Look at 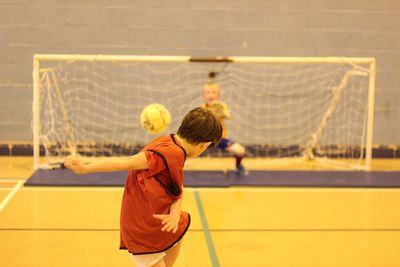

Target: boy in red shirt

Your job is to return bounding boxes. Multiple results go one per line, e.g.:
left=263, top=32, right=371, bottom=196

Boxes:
left=65, top=107, right=222, bottom=267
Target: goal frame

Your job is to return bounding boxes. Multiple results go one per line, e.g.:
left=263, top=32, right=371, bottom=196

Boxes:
left=33, top=54, right=376, bottom=171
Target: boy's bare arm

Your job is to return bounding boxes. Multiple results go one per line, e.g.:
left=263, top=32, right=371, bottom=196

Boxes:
left=153, top=191, right=183, bottom=233
left=169, top=193, right=183, bottom=217
left=65, top=152, right=148, bottom=174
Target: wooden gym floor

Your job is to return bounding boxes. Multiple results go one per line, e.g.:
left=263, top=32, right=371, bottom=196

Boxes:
left=1, top=157, right=400, bottom=267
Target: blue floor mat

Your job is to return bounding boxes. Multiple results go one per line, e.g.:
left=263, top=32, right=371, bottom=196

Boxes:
left=25, top=169, right=400, bottom=188
left=25, top=169, right=229, bottom=187
left=228, top=170, right=400, bottom=188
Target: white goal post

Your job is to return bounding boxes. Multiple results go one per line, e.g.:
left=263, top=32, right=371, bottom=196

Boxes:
left=33, top=54, right=375, bottom=171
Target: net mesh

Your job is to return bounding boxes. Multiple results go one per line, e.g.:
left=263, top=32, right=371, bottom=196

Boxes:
left=35, top=56, right=373, bottom=170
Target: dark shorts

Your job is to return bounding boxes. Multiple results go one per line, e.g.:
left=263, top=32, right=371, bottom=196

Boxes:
left=218, top=138, right=234, bottom=150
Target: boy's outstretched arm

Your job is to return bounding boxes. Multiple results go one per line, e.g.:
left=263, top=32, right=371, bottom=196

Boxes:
left=64, top=152, right=148, bottom=174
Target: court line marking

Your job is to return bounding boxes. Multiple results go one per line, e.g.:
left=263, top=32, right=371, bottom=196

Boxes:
left=202, top=228, right=400, bottom=232
left=0, top=180, right=25, bottom=191
left=16, top=186, right=400, bottom=193
left=1, top=227, right=400, bottom=232
left=187, top=187, right=400, bottom=193
left=20, top=186, right=123, bottom=191
left=194, top=191, right=220, bottom=267
left=0, top=227, right=205, bottom=232
left=0, top=179, right=25, bottom=183
left=0, top=179, right=29, bottom=181
left=0, top=180, right=24, bottom=213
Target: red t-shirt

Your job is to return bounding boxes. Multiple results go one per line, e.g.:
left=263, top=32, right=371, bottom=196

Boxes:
left=120, top=134, right=190, bottom=254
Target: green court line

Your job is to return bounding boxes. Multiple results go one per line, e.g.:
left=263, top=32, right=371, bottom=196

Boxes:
left=194, top=191, right=220, bottom=267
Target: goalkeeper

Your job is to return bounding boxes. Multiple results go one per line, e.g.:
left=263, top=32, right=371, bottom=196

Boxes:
left=201, top=77, right=248, bottom=175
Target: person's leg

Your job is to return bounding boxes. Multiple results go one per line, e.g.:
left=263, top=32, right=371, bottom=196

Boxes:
left=163, top=240, right=183, bottom=267
left=150, top=258, right=167, bottom=267
left=218, top=138, right=248, bottom=175
left=131, top=252, right=166, bottom=267
left=226, top=143, right=245, bottom=158
left=226, top=143, right=248, bottom=175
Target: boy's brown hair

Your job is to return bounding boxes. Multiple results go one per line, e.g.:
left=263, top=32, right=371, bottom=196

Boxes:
left=177, top=107, right=222, bottom=145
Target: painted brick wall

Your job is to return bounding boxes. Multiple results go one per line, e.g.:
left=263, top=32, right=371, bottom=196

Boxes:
left=0, top=0, right=399, bottom=143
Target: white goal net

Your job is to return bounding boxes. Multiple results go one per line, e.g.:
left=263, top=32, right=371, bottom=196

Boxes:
left=33, top=55, right=375, bottom=170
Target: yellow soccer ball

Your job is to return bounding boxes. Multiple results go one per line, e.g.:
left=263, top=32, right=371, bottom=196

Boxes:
left=140, top=103, right=171, bottom=134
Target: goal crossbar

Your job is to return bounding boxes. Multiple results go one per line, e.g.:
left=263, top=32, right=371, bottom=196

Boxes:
left=34, top=54, right=375, bottom=64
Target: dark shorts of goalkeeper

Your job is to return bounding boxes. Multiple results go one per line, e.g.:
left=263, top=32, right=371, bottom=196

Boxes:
left=218, top=138, right=234, bottom=150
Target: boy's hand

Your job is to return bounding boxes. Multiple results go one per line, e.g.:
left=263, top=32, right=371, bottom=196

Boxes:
left=153, top=213, right=180, bottom=233
left=64, top=156, right=86, bottom=174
